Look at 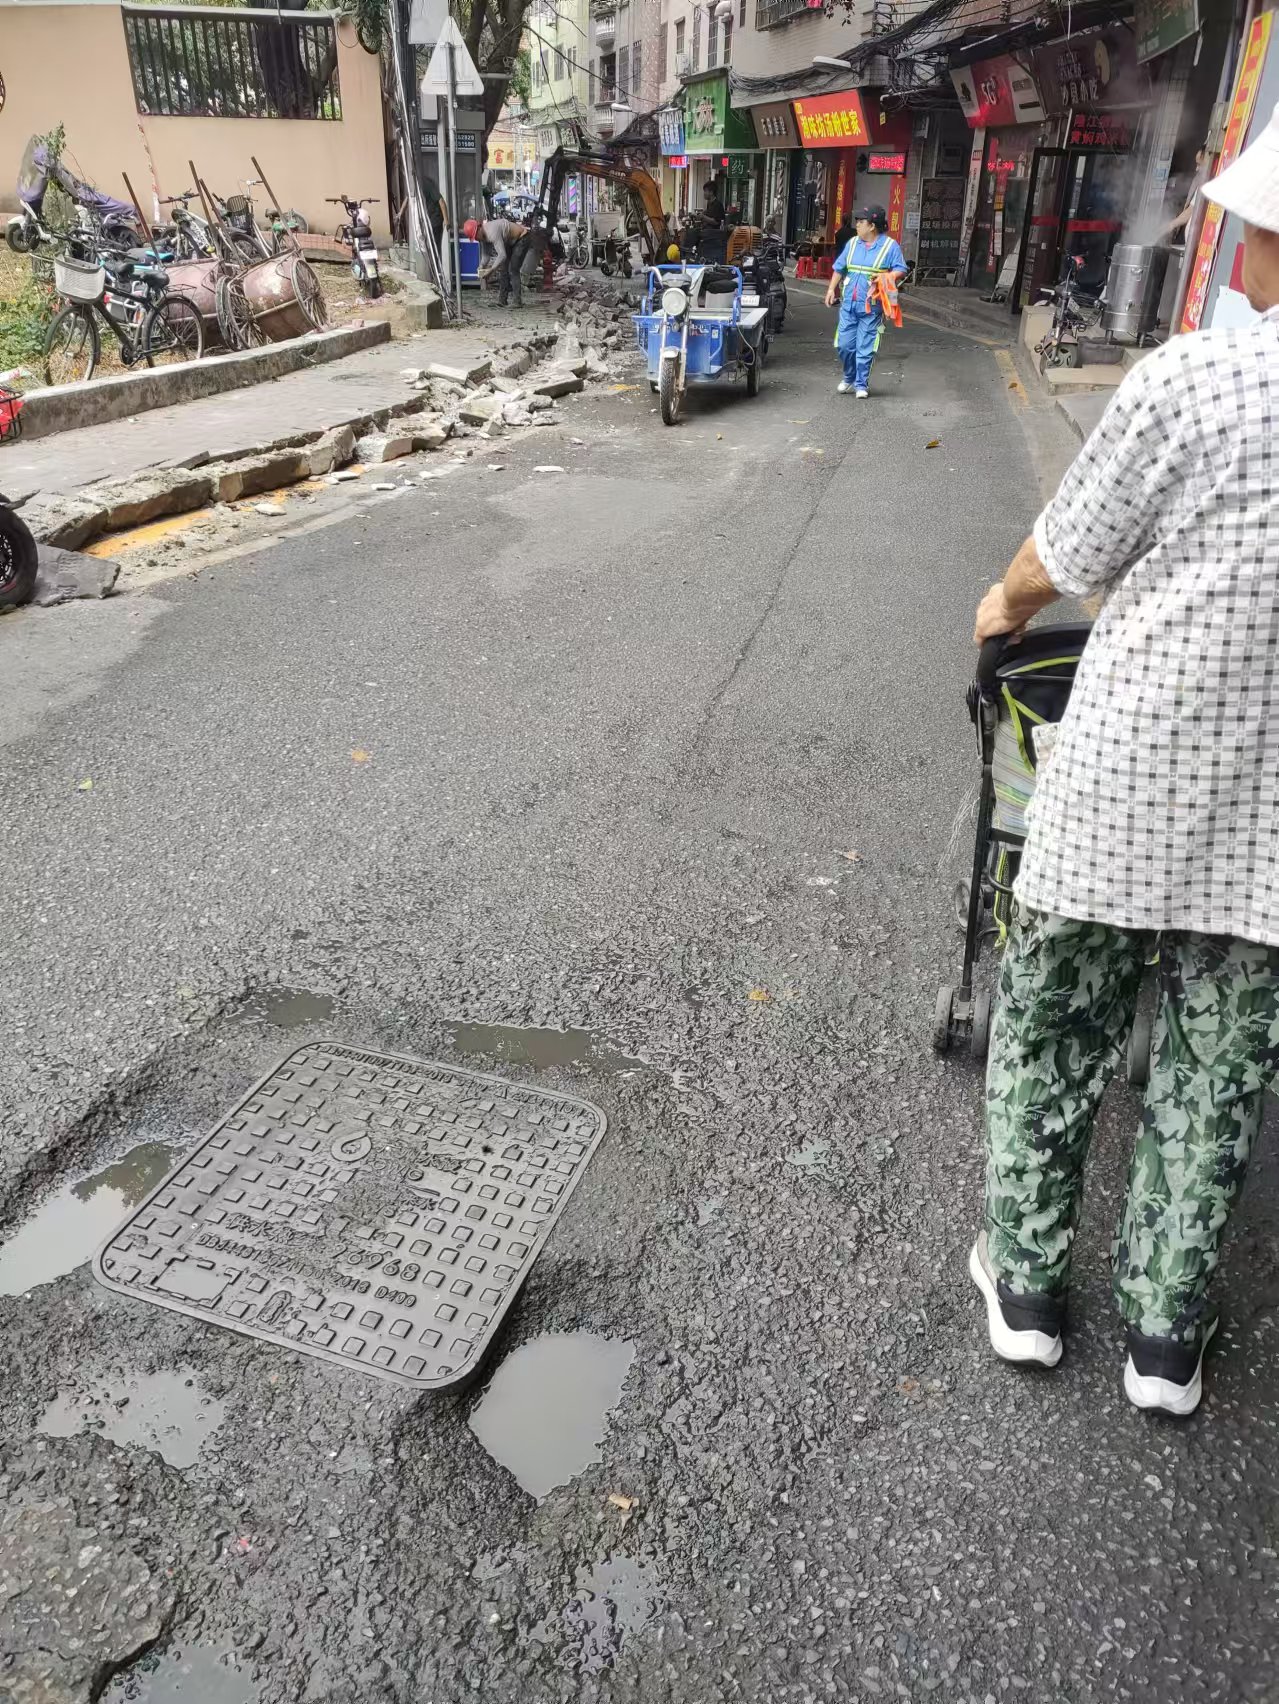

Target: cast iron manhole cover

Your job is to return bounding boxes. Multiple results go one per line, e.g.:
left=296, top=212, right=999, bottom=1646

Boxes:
left=93, top=1044, right=607, bottom=1390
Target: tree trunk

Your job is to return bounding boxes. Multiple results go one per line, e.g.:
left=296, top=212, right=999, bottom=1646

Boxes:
left=246, top=0, right=337, bottom=120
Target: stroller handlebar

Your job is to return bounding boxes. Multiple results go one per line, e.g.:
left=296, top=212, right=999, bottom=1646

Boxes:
left=976, top=635, right=1008, bottom=693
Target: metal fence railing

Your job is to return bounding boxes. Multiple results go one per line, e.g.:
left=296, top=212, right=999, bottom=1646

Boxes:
left=122, top=7, right=342, bottom=121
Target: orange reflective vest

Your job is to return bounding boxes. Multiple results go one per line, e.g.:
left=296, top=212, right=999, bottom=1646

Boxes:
left=871, top=270, right=902, bottom=327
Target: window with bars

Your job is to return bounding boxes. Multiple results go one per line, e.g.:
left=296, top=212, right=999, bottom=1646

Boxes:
left=618, top=45, right=629, bottom=96
left=722, top=18, right=732, bottom=60
left=674, top=17, right=685, bottom=55
left=691, top=10, right=701, bottom=68
left=122, top=7, right=341, bottom=120
left=707, top=20, right=718, bottom=67
left=739, top=0, right=746, bottom=24
left=631, top=40, right=641, bottom=93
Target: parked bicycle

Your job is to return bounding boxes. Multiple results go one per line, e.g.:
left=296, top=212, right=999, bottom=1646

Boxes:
left=43, top=242, right=204, bottom=385
left=246, top=178, right=309, bottom=255
left=1034, top=253, right=1107, bottom=369
left=328, top=195, right=381, bottom=298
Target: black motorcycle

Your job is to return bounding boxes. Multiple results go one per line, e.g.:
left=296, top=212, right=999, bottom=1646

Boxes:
left=739, top=240, right=788, bottom=335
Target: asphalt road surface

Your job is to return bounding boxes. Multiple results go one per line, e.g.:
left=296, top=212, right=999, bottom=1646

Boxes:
left=3, top=288, right=1279, bottom=1704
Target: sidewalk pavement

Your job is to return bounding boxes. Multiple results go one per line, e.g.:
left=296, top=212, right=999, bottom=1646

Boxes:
left=2, top=322, right=528, bottom=501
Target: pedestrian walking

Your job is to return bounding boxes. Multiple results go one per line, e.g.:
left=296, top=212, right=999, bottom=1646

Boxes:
left=823, top=205, right=906, bottom=397
left=968, top=104, right=1279, bottom=1418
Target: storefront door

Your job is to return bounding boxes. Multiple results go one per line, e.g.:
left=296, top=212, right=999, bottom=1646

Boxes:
left=1015, top=147, right=1069, bottom=305
left=1012, top=144, right=1128, bottom=307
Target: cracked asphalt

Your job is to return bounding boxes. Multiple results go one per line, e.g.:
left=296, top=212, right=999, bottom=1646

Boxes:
left=3, top=287, right=1279, bottom=1703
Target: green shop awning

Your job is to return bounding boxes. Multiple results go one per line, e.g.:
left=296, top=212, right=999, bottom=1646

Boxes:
left=681, top=72, right=757, bottom=157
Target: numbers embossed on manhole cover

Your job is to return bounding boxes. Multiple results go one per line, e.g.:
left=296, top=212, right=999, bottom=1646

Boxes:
left=94, top=1045, right=607, bottom=1389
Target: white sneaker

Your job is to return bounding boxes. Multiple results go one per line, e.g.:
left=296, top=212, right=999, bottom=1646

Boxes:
left=969, top=1233, right=1063, bottom=1367
left=855, top=388, right=869, bottom=399
left=1123, top=1316, right=1218, bottom=1417
left=837, top=380, right=852, bottom=394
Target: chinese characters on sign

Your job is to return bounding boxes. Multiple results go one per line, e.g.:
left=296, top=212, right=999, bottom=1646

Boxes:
left=658, top=106, right=685, bottom=155
left=1182, top=11, right=1273, bottom=330
left=918, top=177, right=966, bottom=269
left=753, top=101, right=799, bottom=148
left=793, top=91, right=868, bottom=148
left=867, top=151, right=906, bottom=174
left=1135, top=0, right=1199, bottom=64
left=1068, top=112, right=1133, bottom=148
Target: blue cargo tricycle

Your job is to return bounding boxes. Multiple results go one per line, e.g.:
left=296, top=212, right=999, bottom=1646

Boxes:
left=633, top=264, right=768, bottom=426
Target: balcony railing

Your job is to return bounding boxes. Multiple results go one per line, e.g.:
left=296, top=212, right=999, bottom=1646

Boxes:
left=595, top=11, right=616, bottom=43
left=756, top=0, right=823, bottom=28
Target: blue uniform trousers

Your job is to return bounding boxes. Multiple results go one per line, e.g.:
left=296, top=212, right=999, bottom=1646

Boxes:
left=836, top=303, right=884, bottom=389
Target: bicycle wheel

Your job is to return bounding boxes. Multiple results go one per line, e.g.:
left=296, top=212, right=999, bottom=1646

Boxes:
left=215, top=273, right=262, bottom=351
left=44, top=304, right=100, bottom=385
left=292, top=258, right=327, bottom=330
left=142, top=293, right=205, bottom=367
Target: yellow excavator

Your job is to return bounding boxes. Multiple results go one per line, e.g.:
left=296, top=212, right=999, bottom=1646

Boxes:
left=536, top=147, right=673, bottom=267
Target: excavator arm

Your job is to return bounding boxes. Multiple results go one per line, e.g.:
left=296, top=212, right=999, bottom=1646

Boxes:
left=537, top=148, right=671, bottom=264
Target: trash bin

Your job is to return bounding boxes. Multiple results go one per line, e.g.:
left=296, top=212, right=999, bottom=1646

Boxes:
left=1102, top=243, right=1171, bottom=342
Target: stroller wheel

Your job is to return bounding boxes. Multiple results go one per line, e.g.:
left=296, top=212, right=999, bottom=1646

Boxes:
left=970, top=988, right=992, bottom=1061
left=953, top=879, right=970, bottom=931
left=933, top=985, right=956, bottom=1054
left=1126, top=1010, right=1153, bottom=1088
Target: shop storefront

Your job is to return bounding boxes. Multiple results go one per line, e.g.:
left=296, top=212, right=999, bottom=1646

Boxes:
left=657, top=105, right=688, bottom=220
left=950, top=27, right=1155, bottom=303
left=681, top=70, right=757, bottom=217
left=791, top=89, right=913, bottom=254
left=749, top=99, right=801, bottom=238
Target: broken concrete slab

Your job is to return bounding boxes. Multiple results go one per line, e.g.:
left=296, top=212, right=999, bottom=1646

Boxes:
left=32, top=543, right=119, bottom=606
left=458, top=394, right=503, bottom=426
left=19, top=494, right=109, bottom=551
left=532, top=371, right=585, bottom=399
left=307, top=422, right=357, bottom=477
left=80, top=469, right=213, bottom=533
left=354, top=431, right=415, bottom=464
left=207, top=450, right=310, bottom=504
left=527, top=394, right=555, bottom=413
left=494, top=349, right=533, bottom=379
left=401, top=415, right=452, bottom=451
left=426, top=356, right=492, bottom=387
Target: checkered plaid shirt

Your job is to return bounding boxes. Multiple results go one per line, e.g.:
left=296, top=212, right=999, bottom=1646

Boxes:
left=1017, top=307, right=1279, bottom=945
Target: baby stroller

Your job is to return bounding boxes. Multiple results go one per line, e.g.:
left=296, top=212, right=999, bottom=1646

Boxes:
left=934, top=623, right=1153, bottom=1084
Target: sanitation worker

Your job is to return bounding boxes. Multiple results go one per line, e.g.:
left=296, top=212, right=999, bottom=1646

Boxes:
left=824, top=204, right=906, bottom=397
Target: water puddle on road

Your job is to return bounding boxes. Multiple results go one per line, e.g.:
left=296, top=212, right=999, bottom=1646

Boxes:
left=0, top=1142, right=176, bottom=1297
left=39, top=1370, right=227, bottom=1469
left=237, top=986, right=334, bottom=1028
left=104, top=1646, right=257, bottom=1703
left=447, top=1021, right=641, bottom=1074
left=538, top=1554, right=664, bottom=1674
left=469, top=1332, right=635, bottom=1499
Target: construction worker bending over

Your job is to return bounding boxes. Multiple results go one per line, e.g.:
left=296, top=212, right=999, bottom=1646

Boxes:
left=824, top=204, right=906, bottom=398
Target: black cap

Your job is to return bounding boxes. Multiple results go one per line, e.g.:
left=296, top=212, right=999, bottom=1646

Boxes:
left=853, top=204, right=888, bottom=229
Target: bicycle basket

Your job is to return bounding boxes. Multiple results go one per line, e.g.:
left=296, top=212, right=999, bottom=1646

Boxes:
left=224, top=195, right=250, bottom=217
left=54, top=255, right=106, bottom=303
left=0, top=385, right=24, bottom=445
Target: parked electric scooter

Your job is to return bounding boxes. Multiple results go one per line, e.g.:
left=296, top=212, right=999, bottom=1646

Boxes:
left=329, top=196, right=382, bottom=299
left=0, top=386, right=39, bottom=612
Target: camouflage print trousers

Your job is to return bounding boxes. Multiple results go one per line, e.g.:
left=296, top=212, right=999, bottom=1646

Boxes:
left=985, top=909, right=1279, bottom=1344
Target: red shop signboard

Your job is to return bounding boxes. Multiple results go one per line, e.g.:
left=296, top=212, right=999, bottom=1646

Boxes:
left=793, top=90, right=870, bottom=148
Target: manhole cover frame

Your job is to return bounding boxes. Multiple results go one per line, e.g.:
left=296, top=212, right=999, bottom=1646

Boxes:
left=93, top=1043, right=608, bottom=1391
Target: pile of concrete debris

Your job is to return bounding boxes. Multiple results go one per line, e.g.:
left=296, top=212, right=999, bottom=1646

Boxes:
left=555, top=279, right=638, bottom=360
left=22, top=327, right=608, bottom=557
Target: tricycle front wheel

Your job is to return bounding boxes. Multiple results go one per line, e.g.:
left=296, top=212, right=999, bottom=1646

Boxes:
left=659, top=359, right=680, bottom=426
left=746, top=349, right=762, bottom=397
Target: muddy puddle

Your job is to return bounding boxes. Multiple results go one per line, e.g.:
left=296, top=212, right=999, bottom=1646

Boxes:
left=447, top=1021, right=641, bottom=1074
left=237, top=987, right=334, bottom=1028
left=540, top=1554, right=664, bottom=1674
left=104, top=1646, right=256, bottom=1702
left=0, top=1142, right=176, bottom=1297
left=469, top=1331, right=635, bottom=1498
left=39, top=1369, right=227, bottom=1469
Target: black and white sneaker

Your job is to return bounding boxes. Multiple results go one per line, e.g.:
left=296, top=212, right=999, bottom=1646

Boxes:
left=968, top=1232, right=1063, bottom=1367
left=1123, top=1317, right=1218, bottom=1417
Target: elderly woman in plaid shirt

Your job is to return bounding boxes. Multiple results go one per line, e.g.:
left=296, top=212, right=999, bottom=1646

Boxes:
left=968, top=105, right=1279, bottom=1417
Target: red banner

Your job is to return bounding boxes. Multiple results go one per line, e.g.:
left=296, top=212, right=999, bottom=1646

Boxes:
left=1181, top=11, right=1273, bottom=332
left=887, top=174, right=907, bottom=241
left=793, top=90, right=870, bottom=149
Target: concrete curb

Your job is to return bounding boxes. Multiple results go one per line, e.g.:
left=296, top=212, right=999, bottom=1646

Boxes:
left=17, top=323, right=392, bottom=442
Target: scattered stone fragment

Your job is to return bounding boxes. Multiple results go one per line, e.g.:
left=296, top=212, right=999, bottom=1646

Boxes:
left=426, top=356, right=492, bottom=386
left=208, top=450, right=309, bottom=503
left=307, top=422, right=357, bottom=477
left=533, top=371, right=585, bottom=399
left=32, top=543, right=119, bottom=606
left=329, top=469, right=362, bottom=483
left=527, top=394, right=554, bottom=413
left=534, top=465, right=566, bottom=474
left=80, top=468, right=213, bottom=532
left=372, top=481, right=396, bottom=491
left=354, top=432, right=414, bottom=464
left=459, top=394, right=503, bottom=426
left=18, top=493, right=109, bottom=551
left=253, top=501, right=286, bottom=516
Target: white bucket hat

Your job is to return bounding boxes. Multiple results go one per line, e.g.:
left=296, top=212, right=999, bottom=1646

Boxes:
left=1203, top=100, right=1279, bottom=233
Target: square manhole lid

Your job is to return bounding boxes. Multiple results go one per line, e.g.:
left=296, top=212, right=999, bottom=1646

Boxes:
left=93, top=1044, right=607, bottom=1390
